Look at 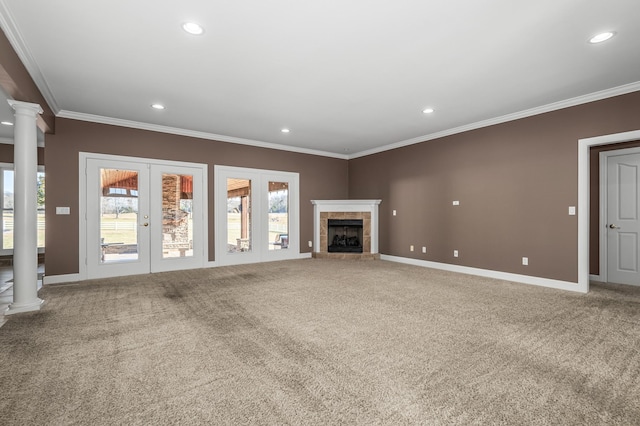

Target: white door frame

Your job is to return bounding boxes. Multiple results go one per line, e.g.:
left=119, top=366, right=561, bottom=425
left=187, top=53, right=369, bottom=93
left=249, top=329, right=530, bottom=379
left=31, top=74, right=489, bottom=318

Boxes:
left=579, top=129, right=640, bottom=292
left=214, top=165, right=299, bottom=266
left=598, top=146, right=640, bottom=284
left=79, top=152, right=208, bottom=280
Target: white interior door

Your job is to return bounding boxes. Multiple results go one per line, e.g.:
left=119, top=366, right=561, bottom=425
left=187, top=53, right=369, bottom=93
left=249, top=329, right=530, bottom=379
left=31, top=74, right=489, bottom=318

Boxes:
left=607, top=152, right=640, bottom=286
left=84, top=155, right=206, bottom=279
left=215, top=166, right=299, bottom=266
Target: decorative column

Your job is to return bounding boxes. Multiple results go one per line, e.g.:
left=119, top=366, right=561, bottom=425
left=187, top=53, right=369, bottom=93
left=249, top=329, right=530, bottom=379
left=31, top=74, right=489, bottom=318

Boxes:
left=5, top=100, right=44, bottom=315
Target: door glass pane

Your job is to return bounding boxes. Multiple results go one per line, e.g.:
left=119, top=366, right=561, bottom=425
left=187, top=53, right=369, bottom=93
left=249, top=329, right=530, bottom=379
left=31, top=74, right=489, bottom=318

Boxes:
left=100, top=168, right=139, bottom=263
left=162, top=173, right=193, bottom=258
left=268, top=181, right=289, bottom=250
left=227, top=178, right=251, bottom=253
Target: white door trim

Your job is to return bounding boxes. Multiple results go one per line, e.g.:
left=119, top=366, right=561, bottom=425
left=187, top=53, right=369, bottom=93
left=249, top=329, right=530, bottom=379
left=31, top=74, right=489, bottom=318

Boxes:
left=78, top=152, right=208, bottom=281
left=599, top=146, right=640, bottom=283
left=578, top=129, right=640, bottom=292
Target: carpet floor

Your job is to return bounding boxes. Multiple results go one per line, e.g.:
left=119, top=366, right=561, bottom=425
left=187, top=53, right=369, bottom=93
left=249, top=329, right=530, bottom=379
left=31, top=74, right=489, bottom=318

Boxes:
left=1, top=259, right=639, bottom=425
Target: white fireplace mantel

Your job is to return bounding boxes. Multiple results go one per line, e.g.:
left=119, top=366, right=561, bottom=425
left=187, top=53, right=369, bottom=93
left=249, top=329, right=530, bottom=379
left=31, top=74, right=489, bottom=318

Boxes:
left=311, top=199, right=382, bottom=254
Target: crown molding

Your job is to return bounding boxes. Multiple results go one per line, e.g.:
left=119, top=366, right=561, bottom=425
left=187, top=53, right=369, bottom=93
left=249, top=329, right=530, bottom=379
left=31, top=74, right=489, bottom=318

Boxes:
left=0, top=0, right=60, bottom=113
left=58, top=80, right=640, bottom=162
left=57, top=110, right=349, bottom=160
left=2, top=0, right=637, bottom=164
left=348, top=81, right=640, bottom=159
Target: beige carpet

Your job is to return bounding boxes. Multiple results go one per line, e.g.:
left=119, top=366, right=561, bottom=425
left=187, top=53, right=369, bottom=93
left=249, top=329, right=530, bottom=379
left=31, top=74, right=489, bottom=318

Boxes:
left=1, top=259, right=639, bottom=425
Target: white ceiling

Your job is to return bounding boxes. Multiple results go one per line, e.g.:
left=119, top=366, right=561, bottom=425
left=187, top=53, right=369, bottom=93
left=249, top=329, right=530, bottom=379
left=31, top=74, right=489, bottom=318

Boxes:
left=0, top=0, right=639, bottom=158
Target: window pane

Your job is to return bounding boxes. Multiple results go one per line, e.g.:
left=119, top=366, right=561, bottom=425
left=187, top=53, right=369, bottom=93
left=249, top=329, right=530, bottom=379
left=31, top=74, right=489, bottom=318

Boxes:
left=3, top=170, right=13, bottom=210
left=268, top=182, right=289, bottom=250
left=100, top=168, right=139, bottom=263
left=3, top=210, right=12, bottom=250
left=1, top=170, right=46, bottom=249
left=162, top=173, right=193, bottom=258
left=37, top=172, right=45, bottom=248
left=227, top=178, right=251, bottom=253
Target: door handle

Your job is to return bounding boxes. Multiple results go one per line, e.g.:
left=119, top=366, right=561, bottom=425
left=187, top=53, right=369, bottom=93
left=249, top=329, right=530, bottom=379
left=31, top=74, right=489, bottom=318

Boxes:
left=141, top=222, right=149, bottom=227
left=609, top=224, right=621, bottom=229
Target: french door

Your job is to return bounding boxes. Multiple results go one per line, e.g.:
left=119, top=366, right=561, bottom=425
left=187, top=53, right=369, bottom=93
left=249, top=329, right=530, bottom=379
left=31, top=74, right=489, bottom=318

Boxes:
left=215, top=165, right=299, bottom=266
left=82, top=154, right=206, bottom=279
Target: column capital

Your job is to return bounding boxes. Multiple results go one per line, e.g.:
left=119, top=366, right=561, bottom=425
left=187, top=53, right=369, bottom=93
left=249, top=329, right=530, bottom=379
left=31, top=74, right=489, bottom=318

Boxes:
left=7, top=100, right=44, bottom=116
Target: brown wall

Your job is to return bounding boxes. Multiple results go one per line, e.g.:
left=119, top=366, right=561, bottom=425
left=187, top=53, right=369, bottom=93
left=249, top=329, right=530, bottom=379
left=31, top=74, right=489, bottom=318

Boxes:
left=45, top=118, right=348, bottom=276
left=589, top=140, right=640, bottom=275
left=349, top=92, right=640, bottom=283
left=0, top=143, right=45, bottom=164
left=3, top=24, right=640, bottom=283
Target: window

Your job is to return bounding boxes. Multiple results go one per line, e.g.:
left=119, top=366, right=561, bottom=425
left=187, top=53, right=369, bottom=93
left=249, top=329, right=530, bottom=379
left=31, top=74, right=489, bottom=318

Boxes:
left=215, top=165, right=299, bottom=266
left=0, top=164, right=45, bottom=253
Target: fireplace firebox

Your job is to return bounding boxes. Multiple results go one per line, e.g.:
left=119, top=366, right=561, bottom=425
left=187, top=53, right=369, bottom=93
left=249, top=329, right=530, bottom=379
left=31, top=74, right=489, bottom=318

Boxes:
left=328, top=219, right=363, bottom=253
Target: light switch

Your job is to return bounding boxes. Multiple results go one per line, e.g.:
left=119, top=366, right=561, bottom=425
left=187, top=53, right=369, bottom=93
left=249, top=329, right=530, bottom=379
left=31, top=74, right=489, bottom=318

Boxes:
left=393, top=210, right=397, bottom=216
left=568, top=206, right=576, bottom=216
left=56, top=206, right=70, bottom=215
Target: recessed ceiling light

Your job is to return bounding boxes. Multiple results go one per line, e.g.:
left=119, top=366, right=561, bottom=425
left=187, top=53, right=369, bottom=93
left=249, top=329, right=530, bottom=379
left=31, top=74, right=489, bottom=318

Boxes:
left=281, top=128, right=290, bottom=133
left=182, top=22, right=204, bottom=35
left=422, top=108, right=435, bottom=114
left=151, top=103, right=165, bottom=110
left=0, top=121, right=13, bottom=126
left=589, top=31, right=615, bottom=44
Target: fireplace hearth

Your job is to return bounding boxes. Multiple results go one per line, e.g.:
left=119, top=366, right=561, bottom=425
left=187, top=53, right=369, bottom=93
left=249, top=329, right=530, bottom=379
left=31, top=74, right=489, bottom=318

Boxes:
left=328, top=219, right=363, bottom=253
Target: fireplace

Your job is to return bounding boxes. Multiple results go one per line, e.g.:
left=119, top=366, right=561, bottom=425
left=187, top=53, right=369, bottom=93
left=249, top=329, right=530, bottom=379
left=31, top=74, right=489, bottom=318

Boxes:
left=328, top=219, right=363, bottom=253
left=311, top=200, right=381, bottom=259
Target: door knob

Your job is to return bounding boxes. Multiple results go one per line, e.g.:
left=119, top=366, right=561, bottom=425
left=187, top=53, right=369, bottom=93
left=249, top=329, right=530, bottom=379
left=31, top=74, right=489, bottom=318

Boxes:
left=609, top=224, right=620, bottom=229
left=142, top=222, right=149, bottom=227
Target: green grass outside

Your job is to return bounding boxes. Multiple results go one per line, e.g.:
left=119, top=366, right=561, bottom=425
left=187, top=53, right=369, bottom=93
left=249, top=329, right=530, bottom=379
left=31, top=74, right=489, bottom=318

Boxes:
left=3, top=211, right=45, bottom=249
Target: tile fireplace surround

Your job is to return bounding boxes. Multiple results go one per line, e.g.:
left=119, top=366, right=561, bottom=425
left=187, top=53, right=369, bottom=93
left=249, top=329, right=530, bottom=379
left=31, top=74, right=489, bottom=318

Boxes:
left=311, top=200, right=381, bottom=259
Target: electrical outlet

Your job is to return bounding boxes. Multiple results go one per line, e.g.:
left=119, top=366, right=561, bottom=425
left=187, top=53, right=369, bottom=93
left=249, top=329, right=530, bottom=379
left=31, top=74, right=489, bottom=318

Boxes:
left=453, top=250, right=459, bottom=257
left=422, top=246, right=427, bottom=253
left=308, top=241, right=313, bottom=248
left=522, top=257, right=529, bottom=266
left=393, top=210, right=397, bottom=216
left=410, top=245, right=414, bottom=252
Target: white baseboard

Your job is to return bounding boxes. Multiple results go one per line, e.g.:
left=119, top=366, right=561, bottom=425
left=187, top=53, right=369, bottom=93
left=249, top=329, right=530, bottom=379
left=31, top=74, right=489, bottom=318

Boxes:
left=299, top=252, right=312, bottom=259
left=380, top=255, right=587, bottom=293
left=43, top=273, right=81, bottom=285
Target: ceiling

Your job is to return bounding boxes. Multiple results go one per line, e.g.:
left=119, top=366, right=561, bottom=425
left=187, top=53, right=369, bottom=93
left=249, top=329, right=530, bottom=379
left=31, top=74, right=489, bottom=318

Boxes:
left=0, top=0, right=639, bottom=158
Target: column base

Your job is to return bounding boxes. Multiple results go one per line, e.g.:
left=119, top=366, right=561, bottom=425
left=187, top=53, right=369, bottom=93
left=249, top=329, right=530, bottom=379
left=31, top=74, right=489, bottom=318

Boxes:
left=4, top=298, right=45, bottom=316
